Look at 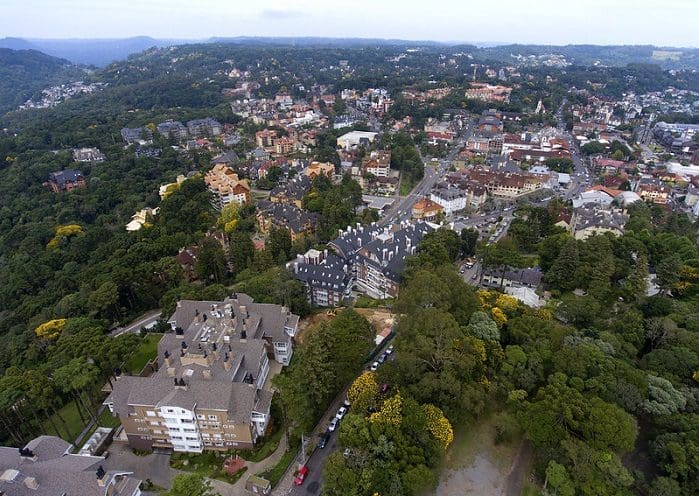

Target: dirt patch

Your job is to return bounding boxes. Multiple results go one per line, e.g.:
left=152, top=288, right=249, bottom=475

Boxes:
left=353, top=308, right=395, bottom=333
left=296, top=311, right=335, bottom=344
left=436, top=417, right=519, bottom=496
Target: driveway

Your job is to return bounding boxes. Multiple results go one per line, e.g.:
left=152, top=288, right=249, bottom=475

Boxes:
left=103, top=442, right=180, bottom=489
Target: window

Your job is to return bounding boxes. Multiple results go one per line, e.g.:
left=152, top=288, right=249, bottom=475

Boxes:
left=169, top=427, right=180, bottom=432
left=183, top=428, right=197, bottom=433
left=215, top=442, right=224, bottom=447
left=196, top=414, right=205, bottom=420
left=208, top=415, right=218, bottom=421
left=146, top=411, right=156, bottom=417
left=186, top=436, right=198, bottom=441
left=181, top=419, right=193, bottom=424
left=171, top=436, right=183, bottom=440
left=166, top=408, right=174, bottom=413
left=149, top=421, right=160, bottom=426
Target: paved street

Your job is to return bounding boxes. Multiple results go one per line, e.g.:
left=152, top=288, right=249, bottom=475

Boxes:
left=110, top=309, right=162, bottom=337
left=277, top=339, right=395, bottom=496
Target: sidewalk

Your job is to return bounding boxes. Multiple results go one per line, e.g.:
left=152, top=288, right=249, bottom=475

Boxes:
left=209, top=432, right=290, bottom=495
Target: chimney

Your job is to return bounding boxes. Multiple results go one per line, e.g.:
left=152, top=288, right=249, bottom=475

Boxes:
left=23, top=477, right=39, bottom=490
left=96, top=466, right=107, bottom=487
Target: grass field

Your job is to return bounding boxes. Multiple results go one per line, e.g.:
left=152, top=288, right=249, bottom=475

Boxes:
left=41, top=401, right=85, bottom=441
left=257, top=449, right=296, bottom=487
left=125, top=333, right=162, bottom=373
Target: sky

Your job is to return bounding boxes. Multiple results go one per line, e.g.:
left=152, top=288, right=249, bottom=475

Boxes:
left=1, top=0, right=697, bottom=47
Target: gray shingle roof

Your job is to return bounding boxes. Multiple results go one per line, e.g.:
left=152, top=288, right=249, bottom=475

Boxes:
left=0, top=436, right=140, bottom=496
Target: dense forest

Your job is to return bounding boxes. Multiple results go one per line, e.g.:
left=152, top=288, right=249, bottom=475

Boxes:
left=0, top=48, right=84, bottom=114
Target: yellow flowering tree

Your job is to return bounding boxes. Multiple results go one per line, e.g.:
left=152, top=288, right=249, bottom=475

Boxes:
left=423, top=404, right=454, bottom=450
left=369, top=392, right=402, bottom=426
left=217, top=203, right=241, bottom=233
left=34, top=318, right=67, bottom=341
left=348, top=371, right=378, bottom=404
left=495, top=294, right=519, bottom=315
left=47, top=224, right=84, bottom=249
left=491, top=307, right=508, bottom=328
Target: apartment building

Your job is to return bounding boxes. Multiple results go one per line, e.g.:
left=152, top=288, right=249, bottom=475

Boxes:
left=205, top=164, right=251, bottom=208
left=362, top=151, right=391, bottom=178
left=106, top=294, right=299, bottom=453
left=157, top=120, right=188, bottom=141
left=187, top=118, right=222, bottom=137
left=571, top=203, right=629, bottom=240
left=256, top=200, right=318, bottom=241
left=465, top=83, right=512, bottom=103
left=328, top=222, right=433, bottom=299
left=412, top=197, right=444, bottom=221
left=0, top=436, right=141, bottom=496
left=304, top=161, right=335, bottom=180
left=291, top=249, right=352, bottom=307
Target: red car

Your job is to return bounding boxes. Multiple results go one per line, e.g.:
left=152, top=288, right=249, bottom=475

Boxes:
left=294, top=465, right=309, bottom=485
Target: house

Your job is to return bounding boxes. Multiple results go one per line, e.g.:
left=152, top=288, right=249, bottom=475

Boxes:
left=72, top=147, right=105, bottom=162
left=412, top=197, right=444, bottom=221
left=126, top=207, right=159, bottom=232
left=121, top=126, right=151, bottom=144
left=256, top=200, right=318, bottom=241
left=0, top=436, right=141, bottom=496
left=187, top=118, right=222, bottom=137
left=47, top=169, right=86, bottom=192
left=304, top=161, right=335, bottom=180
left=157, top=120, right=188, bottom=141
left=336, top=131, right=378, bottom=150
left=327, top=221, right=434, bottom=299
left=205, top=164, right=251, bottom=209
left=159, top=175, right=187, bottom=199
left=481, top=267, right=543, bottom=289
left=291, top=249, right=352, bottom=307
left=105, top=294, right=299, bottom=453
left=211, top=150, right=239, bottom=167
left=571, top=203, right=629, bottom=240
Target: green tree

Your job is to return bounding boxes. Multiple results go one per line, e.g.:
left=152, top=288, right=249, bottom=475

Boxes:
left=166, top=473, right=217, bottom=496
left=195, top=237, right=226, bottom=283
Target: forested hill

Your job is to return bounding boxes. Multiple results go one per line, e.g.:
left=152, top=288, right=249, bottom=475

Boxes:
left=0, top=48, right=83, bottom=114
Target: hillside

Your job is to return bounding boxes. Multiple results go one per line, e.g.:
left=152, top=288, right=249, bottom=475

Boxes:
left=0, top=48, right=83, bottom=114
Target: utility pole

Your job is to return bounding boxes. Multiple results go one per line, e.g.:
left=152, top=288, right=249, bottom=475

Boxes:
left=300, top=432, right=310, bottom=466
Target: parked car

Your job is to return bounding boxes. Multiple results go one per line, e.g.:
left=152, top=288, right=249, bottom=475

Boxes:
left=386, top=345, right=394, bottom=355
left=380, top=383, right=390, bottom=394
left=377, top=353, right=387, bottom=364
left=343, top=398, right=351, bottom=408
left=328, top=417, right=339, bottom=432
left=318, top=432, right=330, bottom=449
left=336, top=406, right=348, bottom=420
left=294, top=465, right=309, bottom=485
left=370, top=361, right=379, bottom=371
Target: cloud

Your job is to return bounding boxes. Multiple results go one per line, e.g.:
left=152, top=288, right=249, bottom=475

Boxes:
left=260, top=9, right=303, bottom=20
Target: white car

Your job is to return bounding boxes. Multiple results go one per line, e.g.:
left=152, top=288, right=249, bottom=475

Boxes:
left=370, top=362, right=379, bottom=371
left=336, top=407, right=347, bottom=420
left=328, top=418, right=339, bottom=432
left=385, top=345, right=394, bottom=355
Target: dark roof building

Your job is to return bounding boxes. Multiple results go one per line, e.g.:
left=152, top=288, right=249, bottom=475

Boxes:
left=0, top=436, right=141, bottom=496
left=47, top=169, right=86, bottom=192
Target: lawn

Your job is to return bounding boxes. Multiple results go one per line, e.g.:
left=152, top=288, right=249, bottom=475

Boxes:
left=125, top=333, right=162, bottom=374
left=256, top=449, right=296, bottom=487
left=41, top=400, right=86, bottom=442
left=170, top=450, right=248, bottom=484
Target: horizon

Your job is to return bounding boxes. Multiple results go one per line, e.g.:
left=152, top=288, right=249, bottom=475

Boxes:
left=3, top=35, right=697, bottom=51
left=2, top=0, right=698, bottom=47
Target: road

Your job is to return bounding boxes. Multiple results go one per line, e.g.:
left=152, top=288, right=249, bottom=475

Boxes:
left=377, top=122, right=474, bottom=227
left=281, top=340, right=395, bottom=496
left=110, top=309, right=162, bottom=337
left=555, top=101, right=590, bottom=200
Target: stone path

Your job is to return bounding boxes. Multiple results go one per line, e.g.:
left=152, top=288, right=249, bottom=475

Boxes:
left=208, top=433, right=290, bottom=495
